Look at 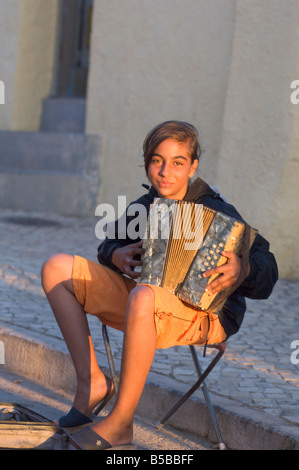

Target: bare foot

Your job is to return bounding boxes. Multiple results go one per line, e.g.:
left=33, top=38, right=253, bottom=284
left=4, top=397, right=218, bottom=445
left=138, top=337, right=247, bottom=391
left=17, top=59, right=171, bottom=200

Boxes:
left=91, top=412, right=133, bottom=447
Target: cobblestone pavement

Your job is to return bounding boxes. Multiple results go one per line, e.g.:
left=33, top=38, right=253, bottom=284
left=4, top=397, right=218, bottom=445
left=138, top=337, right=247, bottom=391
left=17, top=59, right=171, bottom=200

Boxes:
left=0, top=208, right=298, bottom=438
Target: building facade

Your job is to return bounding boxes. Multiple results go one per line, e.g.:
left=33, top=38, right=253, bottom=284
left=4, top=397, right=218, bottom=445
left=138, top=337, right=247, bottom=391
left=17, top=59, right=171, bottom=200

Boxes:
left=0, top=0, right=298, bottom=278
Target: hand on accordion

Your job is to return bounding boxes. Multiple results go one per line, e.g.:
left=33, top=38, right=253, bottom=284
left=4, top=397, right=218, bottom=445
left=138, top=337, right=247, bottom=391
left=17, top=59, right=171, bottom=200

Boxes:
left=111, top=241, right=145, bottom=279
left=203, top=251, right=245, bottom=295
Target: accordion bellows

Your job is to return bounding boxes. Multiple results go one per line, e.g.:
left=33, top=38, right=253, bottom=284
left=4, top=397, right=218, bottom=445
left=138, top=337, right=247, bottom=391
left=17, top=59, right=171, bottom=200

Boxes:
left=138, top=198, right=257, bottom=312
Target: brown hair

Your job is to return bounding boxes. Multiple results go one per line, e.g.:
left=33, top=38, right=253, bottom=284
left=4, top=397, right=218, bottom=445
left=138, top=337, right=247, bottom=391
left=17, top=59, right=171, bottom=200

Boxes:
left=143, top=121, right=202, bottom=175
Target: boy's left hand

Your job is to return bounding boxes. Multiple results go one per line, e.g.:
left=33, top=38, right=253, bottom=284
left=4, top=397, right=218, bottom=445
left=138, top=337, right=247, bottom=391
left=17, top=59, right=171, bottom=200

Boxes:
left=203, top=251, right=244, bottom=295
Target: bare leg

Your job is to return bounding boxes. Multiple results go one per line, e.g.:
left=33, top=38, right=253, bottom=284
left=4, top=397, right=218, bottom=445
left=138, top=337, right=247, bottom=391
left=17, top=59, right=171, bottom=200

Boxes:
left=91, top=285, right=157, bottom=446
left=41, top=254, right=112, bottom=415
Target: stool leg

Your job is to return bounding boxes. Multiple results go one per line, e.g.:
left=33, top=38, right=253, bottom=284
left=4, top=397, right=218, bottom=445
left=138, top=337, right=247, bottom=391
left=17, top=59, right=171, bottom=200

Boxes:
left=102, top=324, right=119, bottom=393
left=189, top=346, right=226, bottom=450
left=159, top=346, right=226, bottom=450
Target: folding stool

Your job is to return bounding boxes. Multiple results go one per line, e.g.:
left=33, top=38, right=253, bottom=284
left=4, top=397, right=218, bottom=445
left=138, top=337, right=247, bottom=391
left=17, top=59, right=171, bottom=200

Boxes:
left=101, top=324, right=226, bottom=450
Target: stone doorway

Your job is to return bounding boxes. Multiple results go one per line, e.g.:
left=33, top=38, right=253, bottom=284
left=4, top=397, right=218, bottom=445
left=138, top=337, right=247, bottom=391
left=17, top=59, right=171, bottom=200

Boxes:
left=54, top=0, right=93, bottom=98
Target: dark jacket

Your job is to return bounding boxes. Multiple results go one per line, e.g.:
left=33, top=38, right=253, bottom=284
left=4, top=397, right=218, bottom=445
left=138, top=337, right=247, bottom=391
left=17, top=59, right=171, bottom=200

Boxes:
left=97, top=178, right=278, bottom=338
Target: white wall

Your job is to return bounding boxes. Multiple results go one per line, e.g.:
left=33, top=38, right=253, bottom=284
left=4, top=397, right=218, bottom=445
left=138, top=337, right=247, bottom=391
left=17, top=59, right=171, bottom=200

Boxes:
left=0, top=0, right=59, bottom=131
left=86, top=0, right=299, bottom=277
left=0, top=0, right=21, bottom=129
left=86, top=0, right=237, bottom=205
left=215, top=0, right=299, bottom=277
left=1, top=0, right=298, bottom=277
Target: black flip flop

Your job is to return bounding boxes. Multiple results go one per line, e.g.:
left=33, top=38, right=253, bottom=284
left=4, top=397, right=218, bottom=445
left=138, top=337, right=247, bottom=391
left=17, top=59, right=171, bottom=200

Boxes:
left=58, top=387, right=115, bottom=428
left=67, top=426, right=136, bottom=450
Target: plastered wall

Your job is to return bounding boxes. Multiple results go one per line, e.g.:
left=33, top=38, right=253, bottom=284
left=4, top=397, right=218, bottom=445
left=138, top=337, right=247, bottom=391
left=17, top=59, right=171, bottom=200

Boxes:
left=0, top=0, right=298, bottom=277
left=0, top=0, right=21, bottom=129
left=86, top=0, right=299, bottom=278
left=86, top=0, right=237, bottom=204
left=0, top=0, right=59, bottom=130
left=214, top=0, right=299, bottom=278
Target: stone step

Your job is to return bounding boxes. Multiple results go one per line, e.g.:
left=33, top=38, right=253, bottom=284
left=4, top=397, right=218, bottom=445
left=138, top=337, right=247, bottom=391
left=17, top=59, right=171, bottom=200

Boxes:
left=0, top=130, right=100, bottom=216
left=40, top=98, right=86, bottom=133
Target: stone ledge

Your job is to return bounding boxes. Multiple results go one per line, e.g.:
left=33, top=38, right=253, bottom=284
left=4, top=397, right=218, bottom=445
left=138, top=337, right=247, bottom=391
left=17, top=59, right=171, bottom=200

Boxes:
left=0, top=131, right=101, bottom=216
left=1, top=324, right=298, bottom=450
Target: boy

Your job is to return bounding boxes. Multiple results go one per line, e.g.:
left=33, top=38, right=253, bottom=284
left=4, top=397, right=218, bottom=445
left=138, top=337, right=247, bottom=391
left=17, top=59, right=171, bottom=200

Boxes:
left=41, top=121, right=278, bottom=449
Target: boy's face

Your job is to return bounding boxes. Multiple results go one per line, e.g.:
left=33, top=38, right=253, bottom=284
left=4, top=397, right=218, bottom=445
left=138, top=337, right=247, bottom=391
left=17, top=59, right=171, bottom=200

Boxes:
left=147, top=138, right=198, bottom=200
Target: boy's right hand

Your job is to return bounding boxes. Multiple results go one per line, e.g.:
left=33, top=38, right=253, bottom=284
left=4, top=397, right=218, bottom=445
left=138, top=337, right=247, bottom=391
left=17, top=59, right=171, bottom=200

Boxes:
left=111, top=241, right=144, bottom=279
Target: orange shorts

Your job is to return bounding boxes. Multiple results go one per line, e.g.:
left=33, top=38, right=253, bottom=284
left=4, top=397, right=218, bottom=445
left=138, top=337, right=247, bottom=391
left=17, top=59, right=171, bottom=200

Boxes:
left=72, top=255, right=227, bottom=349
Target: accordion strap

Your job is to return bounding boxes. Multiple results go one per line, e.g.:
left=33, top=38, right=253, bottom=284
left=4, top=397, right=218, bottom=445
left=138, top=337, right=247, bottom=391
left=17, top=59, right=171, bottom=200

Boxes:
left=208, top=223, right=252, bottom=312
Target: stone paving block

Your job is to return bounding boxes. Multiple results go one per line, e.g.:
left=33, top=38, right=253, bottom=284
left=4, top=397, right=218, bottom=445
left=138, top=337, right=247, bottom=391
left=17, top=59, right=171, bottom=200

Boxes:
left=0, top=209, right=298, bottom=449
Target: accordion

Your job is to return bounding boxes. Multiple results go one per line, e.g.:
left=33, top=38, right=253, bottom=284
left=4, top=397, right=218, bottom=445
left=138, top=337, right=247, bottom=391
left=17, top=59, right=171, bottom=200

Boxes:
left=138, top=198, right=257, bottom=313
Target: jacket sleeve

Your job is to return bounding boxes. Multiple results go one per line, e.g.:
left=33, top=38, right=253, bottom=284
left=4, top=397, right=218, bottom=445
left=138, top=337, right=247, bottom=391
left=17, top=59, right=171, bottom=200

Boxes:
left=97, top=192, right=152, bottom=272
left=97, top=209, right=140, bottom=272
left=236, top=233, right=278, bottom=299
left=97, top=239, right=124, bottom=272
